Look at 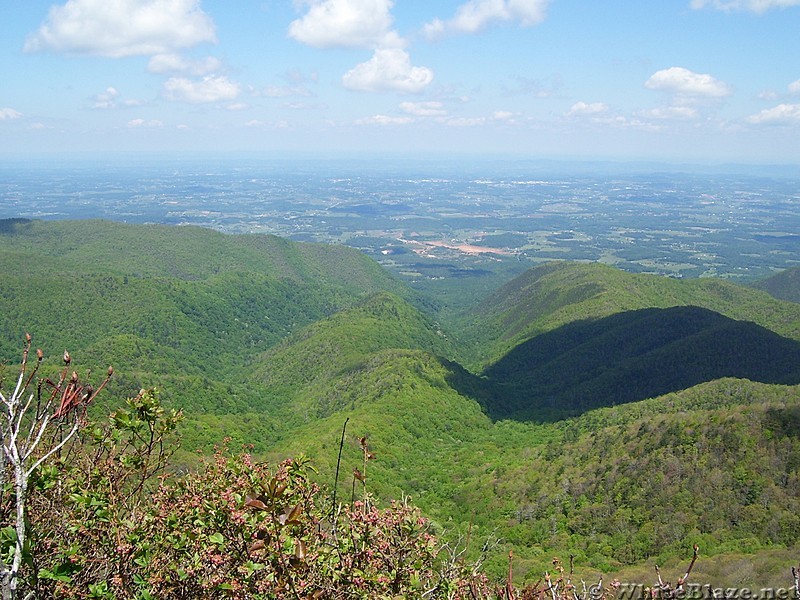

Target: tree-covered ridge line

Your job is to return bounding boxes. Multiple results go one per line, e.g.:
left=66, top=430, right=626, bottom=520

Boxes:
left=0, top=218, right=406, bottom=291
left=3, top=218, right=800, bottom=585
left=480, top=305, right=800, bottom=421
left=462, top=261, right=800, bottom=368
left=753, top=266, right=800, bottom=304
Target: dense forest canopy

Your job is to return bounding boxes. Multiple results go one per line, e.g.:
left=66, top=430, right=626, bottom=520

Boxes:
left=2, top=218, right=800, bottom=594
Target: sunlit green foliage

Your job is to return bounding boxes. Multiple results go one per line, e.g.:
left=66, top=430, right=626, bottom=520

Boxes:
left=4, top=220, right=800, bottom=587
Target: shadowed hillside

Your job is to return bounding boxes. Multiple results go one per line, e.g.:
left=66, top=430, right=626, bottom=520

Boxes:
left=460, top=261, right=800, bottom=368
left=753, top=266, right=800, bottom=303
left=480, top=306, right=800, bottom=421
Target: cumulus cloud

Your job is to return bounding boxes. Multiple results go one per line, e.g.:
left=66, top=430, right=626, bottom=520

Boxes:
left=163, top=75, right=240, bottom=103
left=645, top=67, right=732, bottom=98
left=342, top=49, right=433, bottom=93
left=289, top=0, right=403, bottom=49
left=89, top=86, right=143, bottom=109
left=492, top=110, right=514, bottom=121
left=690, top=0, right=800, bottom=12
left=746, top=103, right=800, bottom=125
left=92, top=87, right=120, bottom=109
left=24, top=0, right=216, bottom=58
left=789, top=79, right=800, bottom=95
left=399, top=101, right=447, bottom=116
left=148, top=53, right=222, bottom=75
left=0, top=108, right=23, bottom=120
left=424, top=0, right=550, bottom=38
left=566, top=101, right=610, bottom=117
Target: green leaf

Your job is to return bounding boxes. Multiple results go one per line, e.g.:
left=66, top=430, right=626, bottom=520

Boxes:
left=209, top=532, right=225, bottom=547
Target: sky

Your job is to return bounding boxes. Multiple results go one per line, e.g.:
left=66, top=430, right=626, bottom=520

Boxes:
left=1, top=0, right=800, bottom=164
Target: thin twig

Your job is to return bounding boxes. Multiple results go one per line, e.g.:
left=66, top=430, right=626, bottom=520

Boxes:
left=331, top=417, right=348, bottom=519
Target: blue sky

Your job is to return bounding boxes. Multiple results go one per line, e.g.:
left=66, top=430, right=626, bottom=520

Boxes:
left=1, top=0, right=800, bottom=163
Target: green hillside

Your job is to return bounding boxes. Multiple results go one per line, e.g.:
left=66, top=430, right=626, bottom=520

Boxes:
left=462, top=261, right=800, bottom=367
left=0, top=218, right=410, bottom=419
left=248, top=292, right=460, bottom=424
left=753, top=265, right=800, bottom=303
left=4, top=220, right=800, bottom=586
left=260, top=345, right=800, bottom=584
left=0, top=218, right=403, bottom=291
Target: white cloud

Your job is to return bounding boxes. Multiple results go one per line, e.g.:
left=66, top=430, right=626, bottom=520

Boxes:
left=24, top=0, right=216, bottom=58
left=148, top=53, right=222, bottom=75
left=492, top=110, right=515, bottom=121
left=127, top=118, right=163, bottom=128
left=90, top=87, right=146, bottom=109
left=91, top=87, right=120, bottom=109
left=342, top=49, right=433, bottom=93
left=638, top=106, right=699, bottom=120
left=690, top=0, right=800, bottom=13
left=399, top=101, right=447, bottom=116
left=789, top=79, right=800, bottom=95
left=423, top=0, right=550, bottom=38
left=645, top=67, right=732, bottom=98
left=163, top=75, right=240, bottom=103
left=289, top=0, right=403, bottom=49
left=566, top=101, right=610, bottom=117
left=355, top=114, right=414, bottom=125
left=746, top=103, right=800, bottom=125
left=0, top=108, right=23, bottom=120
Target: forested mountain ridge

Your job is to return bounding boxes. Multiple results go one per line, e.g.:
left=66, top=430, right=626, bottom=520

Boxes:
left=753, top=265, right=800, bottom=303
left=247, top=292, right=460, bottom=424
left=0, top=218, right=412, bottom=433
left=0, top=218, right=405, bottom=290
left=4, top=218, right=800, bottom=584
left=462, top=261, right=800, bottom=367
left=481, top=305, right=800, bottom=420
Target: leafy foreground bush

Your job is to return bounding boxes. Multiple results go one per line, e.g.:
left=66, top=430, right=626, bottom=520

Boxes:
left=0, top=341, right=493, bottom=598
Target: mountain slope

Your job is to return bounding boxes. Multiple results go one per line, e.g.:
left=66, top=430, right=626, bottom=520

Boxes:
left=463, top=261, right=800, bottom=367
left=753, top=266, right=800, bottom=303
left=0, top=218, right=404, bottom=292
left=248, top=292, right=461, bottom=423
left=0, top=219, right=412, bottom=415
left=481, top=305, right=800, bottom=420
left=263, top=349, right=800, bottom=582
